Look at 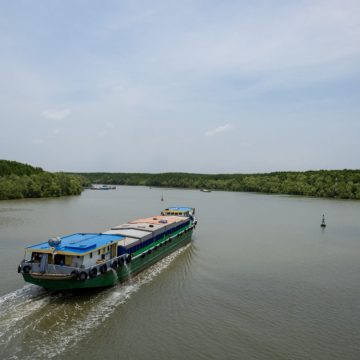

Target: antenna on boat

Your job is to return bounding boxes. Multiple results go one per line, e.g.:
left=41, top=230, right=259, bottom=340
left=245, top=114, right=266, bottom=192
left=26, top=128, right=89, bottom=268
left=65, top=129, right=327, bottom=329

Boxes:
left=321, top=214, right=326, bottom=228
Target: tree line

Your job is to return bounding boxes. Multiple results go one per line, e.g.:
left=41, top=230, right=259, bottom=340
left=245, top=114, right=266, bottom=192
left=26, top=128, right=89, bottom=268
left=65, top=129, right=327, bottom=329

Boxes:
left=2, top=160, right=359, bottom=200
left=78, top=170, right=360, bottom=200
left=0, top=160, right=88, bottom=200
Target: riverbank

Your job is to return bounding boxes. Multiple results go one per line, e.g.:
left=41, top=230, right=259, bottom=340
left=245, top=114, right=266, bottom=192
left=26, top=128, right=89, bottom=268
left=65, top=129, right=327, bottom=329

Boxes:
left=77, top=170, right=360, bottom=200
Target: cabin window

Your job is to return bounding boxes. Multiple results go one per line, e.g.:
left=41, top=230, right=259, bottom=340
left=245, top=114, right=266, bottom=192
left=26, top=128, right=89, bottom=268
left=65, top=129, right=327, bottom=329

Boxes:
left=31, top=252, right=43, bottom=263
left=54, top=254, right=65, bottom=266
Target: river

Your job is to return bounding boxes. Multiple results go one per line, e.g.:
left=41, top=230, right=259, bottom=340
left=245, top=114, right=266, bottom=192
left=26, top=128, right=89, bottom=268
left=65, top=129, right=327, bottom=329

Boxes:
left=0, top=186, right=359, bottom=359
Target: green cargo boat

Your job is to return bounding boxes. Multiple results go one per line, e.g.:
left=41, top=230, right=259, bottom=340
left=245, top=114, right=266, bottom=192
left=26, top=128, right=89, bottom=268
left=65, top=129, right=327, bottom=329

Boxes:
left=18, top=207, right=197, bottom=291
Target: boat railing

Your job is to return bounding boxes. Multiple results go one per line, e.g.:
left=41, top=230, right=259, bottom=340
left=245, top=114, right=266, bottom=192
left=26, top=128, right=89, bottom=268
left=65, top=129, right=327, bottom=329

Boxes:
left=24, top=254, right=129, bottom=276
left=29, top=263, right=76, bottom=275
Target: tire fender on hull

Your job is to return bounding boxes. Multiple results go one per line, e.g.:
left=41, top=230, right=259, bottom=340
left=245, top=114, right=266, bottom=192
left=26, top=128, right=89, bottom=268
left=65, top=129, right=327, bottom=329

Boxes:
left=79, top=271, right=88, bottom=281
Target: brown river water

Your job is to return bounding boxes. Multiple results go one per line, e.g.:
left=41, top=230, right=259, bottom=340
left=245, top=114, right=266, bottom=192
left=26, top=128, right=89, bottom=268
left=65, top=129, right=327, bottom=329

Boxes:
left=0, top=186, right=359, bottom=359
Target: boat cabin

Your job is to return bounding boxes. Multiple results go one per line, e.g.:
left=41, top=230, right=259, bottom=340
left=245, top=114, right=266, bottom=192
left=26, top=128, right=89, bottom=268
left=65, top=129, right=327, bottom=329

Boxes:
left=24, top=233, right=125, bottom=270
left=161, top=207, right=195, bottom=217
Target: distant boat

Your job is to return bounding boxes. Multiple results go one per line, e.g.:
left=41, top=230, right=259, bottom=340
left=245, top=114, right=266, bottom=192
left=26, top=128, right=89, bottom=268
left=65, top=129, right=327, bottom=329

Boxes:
left=321, top=214, right=326, bottom=228
left=91, top=185, right=116, bottom=190
left=161, top=194, right=164, bottom=201
left=200, top=189, right=212, bottom=193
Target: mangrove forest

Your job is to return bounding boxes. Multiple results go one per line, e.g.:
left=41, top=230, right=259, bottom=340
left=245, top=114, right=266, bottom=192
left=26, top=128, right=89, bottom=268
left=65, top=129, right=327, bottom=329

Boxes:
left=78, top=170, right=360, bottom=200
left=0, top=160, right=88, bottom=200
left=2, top=160, right=359, bottom=200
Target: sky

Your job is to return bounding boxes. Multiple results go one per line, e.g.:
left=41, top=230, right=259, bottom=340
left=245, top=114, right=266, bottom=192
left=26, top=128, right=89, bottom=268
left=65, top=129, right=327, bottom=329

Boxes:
left=0, top=0, right=359, bottom=173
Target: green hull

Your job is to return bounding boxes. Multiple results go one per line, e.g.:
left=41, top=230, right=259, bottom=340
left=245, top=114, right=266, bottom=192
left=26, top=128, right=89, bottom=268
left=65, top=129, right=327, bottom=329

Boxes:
left=23, top=229, right=193, bottom=291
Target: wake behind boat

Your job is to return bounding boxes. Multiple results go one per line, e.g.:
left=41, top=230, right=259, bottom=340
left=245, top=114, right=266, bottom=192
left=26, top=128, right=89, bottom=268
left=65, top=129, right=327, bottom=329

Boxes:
left=18, top=207, right=197, bottom=291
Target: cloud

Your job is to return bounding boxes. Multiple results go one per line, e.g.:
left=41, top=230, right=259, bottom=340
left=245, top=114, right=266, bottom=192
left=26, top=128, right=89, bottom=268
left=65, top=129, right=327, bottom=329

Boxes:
left=0, top=0, right=359, bottom=172
left=42, top=108, right=71, bottom=121
left=98, top=130, right=107, bottom=137
left=111, top=85, right=125, bottom=92
left=205, top=124, right=232, bottom=137
left=32, top=139, right=44, bottom=145
left=148, top=0, right=360, bottom=89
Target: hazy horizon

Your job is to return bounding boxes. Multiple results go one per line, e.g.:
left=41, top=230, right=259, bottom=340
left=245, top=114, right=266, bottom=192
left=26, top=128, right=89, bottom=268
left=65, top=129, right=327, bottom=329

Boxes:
left=1, top=1, right=359, bottom=173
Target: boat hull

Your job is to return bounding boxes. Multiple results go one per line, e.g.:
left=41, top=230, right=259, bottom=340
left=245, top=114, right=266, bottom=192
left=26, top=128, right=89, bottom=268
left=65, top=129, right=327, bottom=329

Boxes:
left=22, top=229, right=193, bottom=291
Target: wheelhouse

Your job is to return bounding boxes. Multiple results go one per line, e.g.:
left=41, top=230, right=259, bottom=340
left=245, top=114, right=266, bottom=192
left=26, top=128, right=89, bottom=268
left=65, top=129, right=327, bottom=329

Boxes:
left=24, top=233, right=124, bottom=270
left=161, top=207, right=195, bottom=217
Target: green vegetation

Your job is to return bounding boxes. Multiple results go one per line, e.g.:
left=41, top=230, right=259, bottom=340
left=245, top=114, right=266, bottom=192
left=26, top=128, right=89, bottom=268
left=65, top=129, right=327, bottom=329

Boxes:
left=79, top=170, right=360, bottom=200
left=0, top=160, right=88, bottom=200
left=2, top=160, right=358, bottom=200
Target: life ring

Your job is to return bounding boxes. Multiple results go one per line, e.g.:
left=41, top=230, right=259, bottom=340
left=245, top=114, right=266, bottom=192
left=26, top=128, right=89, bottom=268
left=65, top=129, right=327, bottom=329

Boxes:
left=100, top=264, right=107, bottom=274
left=70, top=270, right=79, bottom=279
left=111, top=260, right=118, bottom=269
left=79, top=271, right=88, bottom=281
left=126, top=254, right=132, bottom=264
left=22, top=265, right=31, bottom=274
left=89, top=267, right=98, bottom=278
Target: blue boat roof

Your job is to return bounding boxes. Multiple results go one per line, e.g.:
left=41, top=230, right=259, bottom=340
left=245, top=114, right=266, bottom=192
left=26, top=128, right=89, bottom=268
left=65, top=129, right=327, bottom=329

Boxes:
left=26, top=233, right=125, bottom=254
left=167, top=207, right=193, bottom=212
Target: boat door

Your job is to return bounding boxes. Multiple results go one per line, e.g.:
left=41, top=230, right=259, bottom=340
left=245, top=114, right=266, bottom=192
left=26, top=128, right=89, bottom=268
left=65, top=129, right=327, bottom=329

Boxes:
left=111, top=243, right=117, bottom=258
